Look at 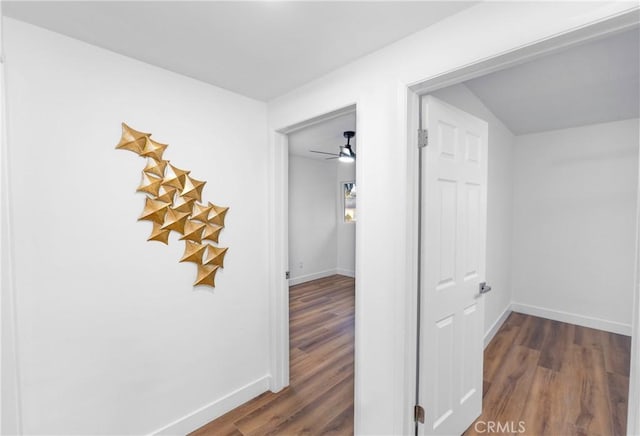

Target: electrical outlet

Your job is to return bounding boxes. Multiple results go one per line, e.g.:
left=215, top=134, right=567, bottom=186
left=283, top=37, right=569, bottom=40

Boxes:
left=298, top=261, right=303, bottom=269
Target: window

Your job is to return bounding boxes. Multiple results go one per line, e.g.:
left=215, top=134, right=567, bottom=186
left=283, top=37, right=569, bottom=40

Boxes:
left=343, top=182, right=356, bottom=223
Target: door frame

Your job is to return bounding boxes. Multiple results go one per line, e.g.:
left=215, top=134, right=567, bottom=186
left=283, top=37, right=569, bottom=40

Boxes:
left=630, top=146, right=640, bottom=435
left=1, top=8, right=23, bottom=433
left=268, top=104, right=357, bottom=393
left=404, top=10, right=640, bottom=434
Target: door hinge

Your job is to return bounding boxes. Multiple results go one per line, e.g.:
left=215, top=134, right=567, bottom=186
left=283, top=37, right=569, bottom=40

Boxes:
left=414, top=404, right=425, bottom=424
left=285, top=271, right=290, bottom=279
left=418, top=129, right=428, bottom=148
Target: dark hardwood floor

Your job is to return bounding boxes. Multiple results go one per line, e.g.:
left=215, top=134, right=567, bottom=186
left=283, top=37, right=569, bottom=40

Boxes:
left=191, top=286, right=629, bottom=436
left=464, top=312, right=631, bottom=436
left=191, top=274, right=355, bottom=436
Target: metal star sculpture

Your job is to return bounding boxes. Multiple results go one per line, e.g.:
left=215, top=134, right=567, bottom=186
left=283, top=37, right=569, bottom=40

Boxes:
left=116, top=122, right=229, bottom=288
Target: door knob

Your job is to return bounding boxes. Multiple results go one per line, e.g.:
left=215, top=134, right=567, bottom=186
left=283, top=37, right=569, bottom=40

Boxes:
left=479, top=282, right=492, bottom=294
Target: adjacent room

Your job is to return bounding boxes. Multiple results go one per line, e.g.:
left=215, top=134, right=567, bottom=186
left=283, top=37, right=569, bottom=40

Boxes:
left=287, top=110, right=357, bottom=286
left=423, top=27, right=639, bottom=435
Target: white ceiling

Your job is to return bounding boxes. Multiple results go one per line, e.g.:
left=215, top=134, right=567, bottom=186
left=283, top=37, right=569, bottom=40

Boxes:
left=288, top=111, right=356, bottom=161
left=3, top=1, right=476, bottom=101
left=290, top=27, right=640, bottom=161
left=464, top=28, right=640, bottom=135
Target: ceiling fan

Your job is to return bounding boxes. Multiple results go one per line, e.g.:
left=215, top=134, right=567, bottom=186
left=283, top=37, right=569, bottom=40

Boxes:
left=310, top=131, right=356, bottom=162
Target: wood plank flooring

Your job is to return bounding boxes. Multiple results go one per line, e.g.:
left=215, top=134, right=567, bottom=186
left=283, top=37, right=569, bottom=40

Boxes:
left=190, top=289, right=629, bottom=436
left=464, top=313, right=631, bottom=436
left=191, top=275, right=355, bottom=436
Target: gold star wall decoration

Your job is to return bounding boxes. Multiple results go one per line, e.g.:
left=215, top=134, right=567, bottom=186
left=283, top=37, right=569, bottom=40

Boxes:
left=115, top=123, right=149, bottom=154
left=138, top=197, right=170, bottom=224
left=180, top=240, right=207, bottom=264
left=141, top=138, right=168, bottom=161
left=173, top=196, right=195, bottom=213
left=161, top=208, right=190, bottom=234
left=163, top=164, right=190, bottom=190
left=116, top=122, right=229, bottom=288
left=209, top=204, right=229, bottom=227
left=156, top=186, right=177, bottom=204
left=180, top=220, right=206, bottom=243
left=194, top=264, right=220, bottom=287
left=143, top=158, right=168, bottom=178
left=137, top=172, right=163, bottom=196
left=181, top=175, right=206, bottom=202
left=148, top=222, right=171, bottom=245
left=191, top=202, right=213, bottom=222
left=204, top=245, right=228, bottom=268
left=202, top=223, right=222, bottom=243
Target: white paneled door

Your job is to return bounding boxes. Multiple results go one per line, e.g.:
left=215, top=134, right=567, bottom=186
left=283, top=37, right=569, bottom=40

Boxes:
left=418, top=95, right=489, bottom=435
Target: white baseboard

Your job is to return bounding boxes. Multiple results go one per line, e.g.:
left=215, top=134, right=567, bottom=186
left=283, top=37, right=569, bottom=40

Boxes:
left=336, top=268, right=355, bottom=278
left=511, top=302, right=632, bottom=336
left=289, top=269, right=338, bottom=286
left=151, top=375, right=271, bottom=435
left=484, top=305, right=512, bottom=348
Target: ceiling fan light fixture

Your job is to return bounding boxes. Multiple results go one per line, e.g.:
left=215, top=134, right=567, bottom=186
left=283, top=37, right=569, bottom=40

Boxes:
left=308, top=130, right=356, bottom=162
left=338, top=145, right=355, bottom=162
left=340, top=131, right=356, bottom=163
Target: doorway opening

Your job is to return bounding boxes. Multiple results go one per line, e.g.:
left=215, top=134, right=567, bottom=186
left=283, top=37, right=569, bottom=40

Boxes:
left=414, top=26, right=638, bottom=435
left=287, top=110, right=357, bottom=286
left=283, top=108, right=358, bottom=432
left=264, top=105, right=358, bottom=434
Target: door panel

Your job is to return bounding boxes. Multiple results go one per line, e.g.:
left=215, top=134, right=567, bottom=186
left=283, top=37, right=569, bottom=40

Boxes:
left=437, top=179, right=457, bottom=288
left=418, top=95, right=488, bottom=436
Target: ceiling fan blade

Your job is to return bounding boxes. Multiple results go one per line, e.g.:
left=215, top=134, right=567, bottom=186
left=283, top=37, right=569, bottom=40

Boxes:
left=325, top=157, right=339, bottom=160
left=309, top=150, right=339, bottom=156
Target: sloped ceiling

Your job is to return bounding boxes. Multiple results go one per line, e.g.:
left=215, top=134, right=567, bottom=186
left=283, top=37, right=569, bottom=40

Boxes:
left=464, top=28, right=640, bottom=135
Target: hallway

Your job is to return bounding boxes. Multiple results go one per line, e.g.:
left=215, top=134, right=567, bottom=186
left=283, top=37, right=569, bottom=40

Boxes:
left=192, top=275, right=355, bottom=435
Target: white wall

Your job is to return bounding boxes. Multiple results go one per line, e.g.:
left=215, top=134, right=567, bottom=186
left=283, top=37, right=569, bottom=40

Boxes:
left=1, top=45, right=20, bottom=433
left=0, top=3, right=6, bottom=434
left=2, top=18, right=270, bottom=435
left=288, top=156, right=338, bottom=283
left=431, top=84, right=515, bottom=340
left=512, top=119, right=639, bottom=334
left=336, top=162, right=356, bottom=277
left=288, top=156, right=356, bottom=284
left=628, top=143, right=640, bottom=435
left=267, top=3, right=637, bottom=434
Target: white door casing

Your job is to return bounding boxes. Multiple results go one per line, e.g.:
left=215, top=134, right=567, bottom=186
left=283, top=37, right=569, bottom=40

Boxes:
left=418, top=95, right=488, bottom=435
